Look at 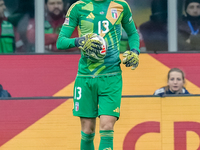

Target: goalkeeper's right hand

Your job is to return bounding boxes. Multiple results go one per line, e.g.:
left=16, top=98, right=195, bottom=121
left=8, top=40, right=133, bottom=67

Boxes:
left=75, top=33, right=102, bottom=55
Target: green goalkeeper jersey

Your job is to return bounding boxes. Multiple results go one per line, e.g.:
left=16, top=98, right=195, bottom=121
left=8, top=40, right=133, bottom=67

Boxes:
left=57, top=0, right=140, bottom=77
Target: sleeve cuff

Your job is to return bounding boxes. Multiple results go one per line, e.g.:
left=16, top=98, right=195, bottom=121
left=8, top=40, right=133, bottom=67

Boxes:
left=131, top=49, right=140, bottom=55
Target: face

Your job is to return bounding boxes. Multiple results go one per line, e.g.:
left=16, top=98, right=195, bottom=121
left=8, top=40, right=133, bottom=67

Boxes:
left=168, top=71, right=185, bottom=93
left=186, top=2, right=200, bottom=17
left=46, top=0, right=64, bottom=16
left=0, top=0, right=6, bottom=18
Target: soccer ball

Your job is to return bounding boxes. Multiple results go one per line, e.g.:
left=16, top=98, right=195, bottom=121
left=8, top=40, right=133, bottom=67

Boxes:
left=84, top=35, right=107, bottom=61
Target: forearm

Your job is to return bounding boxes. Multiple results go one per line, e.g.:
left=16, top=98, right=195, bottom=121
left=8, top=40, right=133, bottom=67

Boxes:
left=123, top=21, right=140, bottom=53
left=56, top=25, right=77, bottom=50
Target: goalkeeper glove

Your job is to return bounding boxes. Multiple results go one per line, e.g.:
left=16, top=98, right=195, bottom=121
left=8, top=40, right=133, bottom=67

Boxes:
left=75, top=33, right=102, bottom=55
left=123, top=49, right=139, bottom=70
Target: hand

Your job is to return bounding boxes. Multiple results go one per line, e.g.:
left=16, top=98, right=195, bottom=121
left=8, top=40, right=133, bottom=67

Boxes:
left=123, top=49, right=139, bottom=70
left=190, top=34, right=200, bottom=45
left=75, top=33, right=102, bottom=55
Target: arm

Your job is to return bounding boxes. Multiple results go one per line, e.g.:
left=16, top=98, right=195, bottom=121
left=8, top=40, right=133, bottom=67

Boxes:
left=121, top=2, right=140, bottom=70
left=56, top=25, right=76, bottom=49
left=121, top=2, right=140, bottom=53
left=56, top=2, right=79, bottom=50
left=14, top=27, right=24, bottom=51
left=56, top=2, right=102, bottom=53
left=122, top=21, right=140, bottom=53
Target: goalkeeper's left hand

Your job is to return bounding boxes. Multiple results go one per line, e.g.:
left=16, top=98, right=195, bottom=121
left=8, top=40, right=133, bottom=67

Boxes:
left=123, top=49, right=139, bottom=70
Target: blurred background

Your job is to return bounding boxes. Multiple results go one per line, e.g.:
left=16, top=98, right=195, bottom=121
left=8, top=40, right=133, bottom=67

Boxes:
left=2, top=0, right=200, bottom=54
left=0, top=0, right=200, bottom=98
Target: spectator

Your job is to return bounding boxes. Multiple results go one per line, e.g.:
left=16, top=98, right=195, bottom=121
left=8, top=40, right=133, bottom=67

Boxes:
left=178, top=0, right=200, bottom=51
left=139, top=0, right=168, bottom=52
left=26, top=0, right=79, bottom=53
left=0, top=0, right=23, bottom=53
left=0, top=84, right=11, bottom=97
left=154, top=68, right=190, bottom=97
left=7, top=0, right=34, bottom=52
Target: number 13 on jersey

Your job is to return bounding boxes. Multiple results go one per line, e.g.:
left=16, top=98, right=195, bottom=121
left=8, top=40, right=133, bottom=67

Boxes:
left=98, top=20, right=109, bottom=34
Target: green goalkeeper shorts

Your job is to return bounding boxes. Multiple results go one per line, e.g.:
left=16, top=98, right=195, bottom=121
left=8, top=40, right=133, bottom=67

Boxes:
left=73, top=74, right=122, bottom=118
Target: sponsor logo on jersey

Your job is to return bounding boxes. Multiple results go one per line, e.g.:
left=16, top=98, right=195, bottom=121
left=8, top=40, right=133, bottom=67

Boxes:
left=86, top=12, right=95, bottom=19
left=63, top=17, right=69, bottom=25
left=111, top=9, right=118, bottom=19
left=113, top=107, right=120, bottom=113
left=100, top=45, right=106, bottom=54
left=75, top=102, right=79, bottom=111
left=100, top=11, right=104, bottom=15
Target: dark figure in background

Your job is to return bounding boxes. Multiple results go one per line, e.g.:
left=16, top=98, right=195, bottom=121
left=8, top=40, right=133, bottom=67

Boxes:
left=0, top=0, right=23, bottom=53
left=178, top=0, right=200, bottom=51
left=7, top=0, right=34, bottom=52
left=0, top=84, right=11, bottom=97
left=139, top=0, right=168, bottom=52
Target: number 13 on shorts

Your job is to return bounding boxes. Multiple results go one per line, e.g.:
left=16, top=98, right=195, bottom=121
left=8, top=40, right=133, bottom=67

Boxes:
left=74, top=87, right=82, bottom=100
left=74, top=87, right=82, bottom=112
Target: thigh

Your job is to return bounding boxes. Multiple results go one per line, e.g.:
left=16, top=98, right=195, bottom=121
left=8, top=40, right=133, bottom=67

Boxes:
left=98, top=74, right=122, bottom=118
left=73, top=77, right=98, bottom=118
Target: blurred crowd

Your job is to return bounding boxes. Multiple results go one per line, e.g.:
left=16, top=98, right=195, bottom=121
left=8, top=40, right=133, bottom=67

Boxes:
left=0, top=0, right=79, bottom=53
left=0, top=0, right=200, bottom=54
left=139, top=0, right=200, bottom=52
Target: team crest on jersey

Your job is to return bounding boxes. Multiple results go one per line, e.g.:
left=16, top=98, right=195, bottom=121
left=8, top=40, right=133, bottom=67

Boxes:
left=75, top=102, right=79, bottom=111
left=111, top=9, right=118, bottom=19
left=63, top=17, right=69, bottom=25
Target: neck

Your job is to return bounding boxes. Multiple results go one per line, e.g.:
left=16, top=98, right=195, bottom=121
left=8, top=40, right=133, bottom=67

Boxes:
left=186, top=13, right=200, bottom=21
left=169, top=88, right=182, bottom=94
left=46, top=11, right=64, bottom=21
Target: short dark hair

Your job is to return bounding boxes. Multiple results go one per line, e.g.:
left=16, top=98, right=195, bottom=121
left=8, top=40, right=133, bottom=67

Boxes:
left=184, top=0, right=200, bottom=11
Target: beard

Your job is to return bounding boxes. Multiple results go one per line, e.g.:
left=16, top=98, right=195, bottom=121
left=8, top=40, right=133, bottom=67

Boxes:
left=47, top=9, right=64, bottom=20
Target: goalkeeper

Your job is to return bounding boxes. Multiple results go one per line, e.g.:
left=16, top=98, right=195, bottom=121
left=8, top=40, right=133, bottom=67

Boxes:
left=56, top=0, right=140, bottom=149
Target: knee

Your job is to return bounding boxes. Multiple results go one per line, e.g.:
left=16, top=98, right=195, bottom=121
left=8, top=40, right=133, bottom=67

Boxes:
left=82, top=128, right=95, bottom=134
left=100, top=122, right=114, bottom=130
left=81, top=118, right=96, bottom=134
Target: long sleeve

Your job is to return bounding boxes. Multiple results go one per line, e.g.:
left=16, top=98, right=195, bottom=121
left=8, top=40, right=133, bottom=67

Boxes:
left=121, top=2, right=140, bottom=53
left=56, top=25, right=76, bottom=50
